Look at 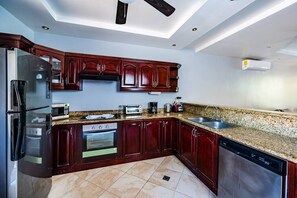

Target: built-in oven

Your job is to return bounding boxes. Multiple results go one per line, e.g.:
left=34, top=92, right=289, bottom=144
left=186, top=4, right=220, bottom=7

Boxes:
left=82, top=123, right=118, bottom=159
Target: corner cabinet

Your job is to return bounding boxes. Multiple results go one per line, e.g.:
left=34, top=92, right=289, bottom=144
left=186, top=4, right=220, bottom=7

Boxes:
left=179, top=121, right=219, bottom=194
left=52, top=125, right=78, bottom=174
left=34, top=44, right=65, bottom=90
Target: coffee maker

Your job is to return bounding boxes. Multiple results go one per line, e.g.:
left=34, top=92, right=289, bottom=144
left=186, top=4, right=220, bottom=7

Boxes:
left=148, top=102, right=158, bottom=114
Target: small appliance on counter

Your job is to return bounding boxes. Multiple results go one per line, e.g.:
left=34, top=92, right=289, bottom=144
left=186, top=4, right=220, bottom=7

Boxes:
left=123, top=105, right=143, bottom=115
left=51, top=103, right=70, bottom=120
left=172, top=97, right=183, bottom=112
left=164, top=103, right=172, bottom=113
left=148, top=102, right=158, bottom=114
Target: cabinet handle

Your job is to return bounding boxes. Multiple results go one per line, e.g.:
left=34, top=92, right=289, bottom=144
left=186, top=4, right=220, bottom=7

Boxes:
left=97, top=64, right=101, bottom=72
left=102, top=64, right=106, bottom=71
left=191, top=128, right=194, bottom=136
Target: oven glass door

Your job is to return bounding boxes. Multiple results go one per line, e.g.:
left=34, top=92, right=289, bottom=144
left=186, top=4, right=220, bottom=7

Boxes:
left=83, top=130, right=117, bottom=158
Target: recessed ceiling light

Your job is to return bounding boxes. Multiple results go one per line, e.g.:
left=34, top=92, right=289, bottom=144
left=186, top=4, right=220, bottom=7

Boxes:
left=192, top=28, right=198, bottom=31
left=42, top=26, right=49, bottom=30
left=172, top=44, right=176, bottom=47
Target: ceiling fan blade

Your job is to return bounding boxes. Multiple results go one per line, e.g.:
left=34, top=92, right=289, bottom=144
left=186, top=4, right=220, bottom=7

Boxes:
left=116, top=0, right=128, bottom=24
left=144, top=0, right=175, bottom=17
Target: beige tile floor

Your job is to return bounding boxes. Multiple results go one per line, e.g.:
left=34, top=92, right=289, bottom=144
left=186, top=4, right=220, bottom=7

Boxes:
left=48, top=155, right=217, bottom=198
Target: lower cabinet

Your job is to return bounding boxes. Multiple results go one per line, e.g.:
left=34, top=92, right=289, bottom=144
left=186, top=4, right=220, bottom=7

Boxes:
left=180, top=121, right=219, bottom=193
left=122, top=120, right=143, bottom=158
left=52, top=124, right=78, bottom=174
left=122, top=119, right=173, bottom=158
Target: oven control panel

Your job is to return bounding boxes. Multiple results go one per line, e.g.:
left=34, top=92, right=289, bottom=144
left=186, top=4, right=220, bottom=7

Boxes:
left=83, top=123, right=118, bottom=132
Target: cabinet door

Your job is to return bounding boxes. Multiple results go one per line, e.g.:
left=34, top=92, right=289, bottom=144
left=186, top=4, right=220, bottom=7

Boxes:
left=123, top=121, right=143, bottom=158
left=65, top=56, right=82, bottom=90
left=196, top=128, right=218, bottom=188
left=143, top=120, right=162, bottom=155
left=121, top=61, right=139, bottom=89
left=52, top=125, right=76, bottom=170
left=172, top=119, right=180, bottom=153
left=162, top=119, right=173, bottom=152
left=35, top=46, right=65, bottom=90
left=81, top=58, right=100, bottom=73
left=180, top=122, right=197, bottom=167
left=139, top=63, right=155, bottom=89
left=100, top=59, right=121, bottom=75
left=155, top=65, right=170, bottom=89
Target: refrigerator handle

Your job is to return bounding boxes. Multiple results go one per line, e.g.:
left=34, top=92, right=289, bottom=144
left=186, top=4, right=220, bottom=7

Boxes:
left=9, top=80, right=27, bottom=161
left=10, top=112, right=26, bottom=161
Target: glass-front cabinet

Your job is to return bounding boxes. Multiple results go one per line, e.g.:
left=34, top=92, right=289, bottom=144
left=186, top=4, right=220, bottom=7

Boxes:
left=34, top=45, right=65, bottom=90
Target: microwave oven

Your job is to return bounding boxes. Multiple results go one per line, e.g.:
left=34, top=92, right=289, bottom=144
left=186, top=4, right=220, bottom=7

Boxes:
left=51, top=103, right=69, bottom=120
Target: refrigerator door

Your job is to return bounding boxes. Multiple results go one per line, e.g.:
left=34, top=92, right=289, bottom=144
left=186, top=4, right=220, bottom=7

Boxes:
left=15, top=49, right=51, bottom=110
left=7, top=49, right=52, bottom=198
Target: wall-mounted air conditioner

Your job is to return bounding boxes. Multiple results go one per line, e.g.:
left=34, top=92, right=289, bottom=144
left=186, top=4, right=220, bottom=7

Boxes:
left=242, top=59, right=271, bottom=71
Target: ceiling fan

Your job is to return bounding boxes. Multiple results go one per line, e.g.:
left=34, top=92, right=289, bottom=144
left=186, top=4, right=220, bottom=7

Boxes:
left=116, top=0, right=175, bottom=24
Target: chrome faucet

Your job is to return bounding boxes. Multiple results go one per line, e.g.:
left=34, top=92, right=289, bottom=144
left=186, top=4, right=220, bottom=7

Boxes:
left=212, top=106, right=220, bottom=120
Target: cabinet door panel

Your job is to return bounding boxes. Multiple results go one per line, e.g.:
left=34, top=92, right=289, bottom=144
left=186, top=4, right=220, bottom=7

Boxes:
left=155, top=65, right=170, bottom=89
left=101, top=59, right=121, bottom=75
left=123, top=121, right=142, bottom=157
left=53, top=125, right=76, bottom=169
left=180, top=122, right=196, bottom=166
left=121, top=61, right=139, bottom=88
left=162, top=119, right=172, bottom=152
left=143, top=120, right=162, bottom=155
left=196, top=129, right=218, bottom=183
left=65, top=56, right=81, bottom=90
left=172, top=119, right=180, bottom=153
left=139, top=64, right=154, bottom=88
left=81, top=58, right=100, bottom=73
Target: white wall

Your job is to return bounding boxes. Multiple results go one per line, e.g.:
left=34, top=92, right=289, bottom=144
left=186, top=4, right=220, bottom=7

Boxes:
left=0, top=6, right=34, bottom=41
left=34, top=32, right=297, bottom=111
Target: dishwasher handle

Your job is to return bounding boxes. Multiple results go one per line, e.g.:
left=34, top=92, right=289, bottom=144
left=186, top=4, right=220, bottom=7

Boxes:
left=220, top=137, right=286, bottom=176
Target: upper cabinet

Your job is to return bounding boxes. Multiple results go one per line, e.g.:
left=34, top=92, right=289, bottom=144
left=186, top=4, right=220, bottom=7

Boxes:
left=34, top=44, right=65, bottom=90
left=120, top=60, right=180, bottom=92
left=0, top=33, right=34, bottom=53
left=80, top=55, right=121, bottom=75
left=64, top=55, right=82, bottom=90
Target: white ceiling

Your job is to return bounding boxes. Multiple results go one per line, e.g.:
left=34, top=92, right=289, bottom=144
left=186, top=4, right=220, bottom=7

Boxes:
left=1, top=0, right=297, bottom=62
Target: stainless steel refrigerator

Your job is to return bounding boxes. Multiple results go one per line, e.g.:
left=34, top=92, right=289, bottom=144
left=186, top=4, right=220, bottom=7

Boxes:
left=0, top=48, right=52, bottom=198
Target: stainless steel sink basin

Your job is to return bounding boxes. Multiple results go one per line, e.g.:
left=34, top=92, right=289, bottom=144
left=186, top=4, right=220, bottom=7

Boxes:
left=187, top=117, right=213, bottom=123
left=187, top=117, right=236, bottom=129
left=201, top=121, right=235, bottom=129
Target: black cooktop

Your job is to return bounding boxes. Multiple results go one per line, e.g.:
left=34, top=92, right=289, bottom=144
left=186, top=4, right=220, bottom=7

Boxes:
left=80, top=113, right=120, bottom=120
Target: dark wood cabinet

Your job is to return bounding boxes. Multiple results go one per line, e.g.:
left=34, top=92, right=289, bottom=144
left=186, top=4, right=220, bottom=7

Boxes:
left=143, top=120, right=162, bottom=155
left=196, top=128, right=218, bottom=192
left=64, top=56, right=82, bottom=90
left=155, top=65, right=170, bottom=89
left=120, top=61, right=139, bottom=89
left=288, top=161, right=297, bottom=198
left=139, top=63, right=155, bottom=89
left=120, top=60, right=179, bottom=92
left=122, top=120, right=143, bottom=158
left=179, top=121, right=219, bottom=193
left=172, top=118, right=180, bottom=153
left=0, top=32, right=34, bottom=53
left=80, top=56, right=121, bottom=75
left=180, top=122, right=197, bottom=167
left=34, top=44, right=65, bottom=90
left=52, top=125, right=77, bottom=174
left=162, top=119, right=173, bottom=153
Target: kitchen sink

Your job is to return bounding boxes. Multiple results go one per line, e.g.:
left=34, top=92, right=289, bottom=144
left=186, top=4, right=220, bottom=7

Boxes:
left=201, top=121, right=235, bottom=129
left=187, top=117, right=213, bottom=123
left=187, top=117, right=236, bottom=129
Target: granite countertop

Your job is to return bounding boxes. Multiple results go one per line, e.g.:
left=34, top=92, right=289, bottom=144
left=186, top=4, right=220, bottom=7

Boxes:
left=52, top=112, right=297, bottom=163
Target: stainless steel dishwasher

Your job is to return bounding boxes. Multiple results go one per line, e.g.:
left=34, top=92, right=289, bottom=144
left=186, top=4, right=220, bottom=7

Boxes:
left=218, top=137, right=287, bottom=198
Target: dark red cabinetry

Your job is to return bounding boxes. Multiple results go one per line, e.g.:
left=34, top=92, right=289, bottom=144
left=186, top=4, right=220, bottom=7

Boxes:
left=52, top=125, right=78, bottom=174
left=120, top=61, right=139, bottom=89
left=81, top=56, right=121, bottom=75
left=64, top=56, right=82, bottom=90
left=179, top=121, right=219, bottom=194
left=122, top=120, right=143, bottom=158
left=34, top=44, right=65, bottom=90
left=143, top=120, right=162, bottom=155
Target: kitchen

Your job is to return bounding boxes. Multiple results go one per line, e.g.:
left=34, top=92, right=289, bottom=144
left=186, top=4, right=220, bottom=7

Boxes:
left=0, top=0, right=297, bottom=198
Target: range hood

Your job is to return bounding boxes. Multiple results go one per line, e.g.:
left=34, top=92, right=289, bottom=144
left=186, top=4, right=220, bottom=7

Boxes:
left=79, top=73, right=120, bottom=81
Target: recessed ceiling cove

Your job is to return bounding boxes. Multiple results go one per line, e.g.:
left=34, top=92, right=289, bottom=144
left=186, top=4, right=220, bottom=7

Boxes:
left=41, top=0, right=208, bottom=38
